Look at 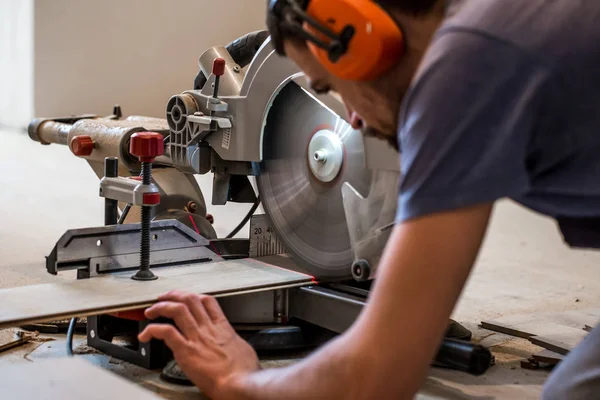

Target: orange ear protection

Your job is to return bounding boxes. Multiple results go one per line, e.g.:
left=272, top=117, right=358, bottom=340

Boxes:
left=267, top=0, right=405, bottom=81
left=304, top=0, right=406, bottom=81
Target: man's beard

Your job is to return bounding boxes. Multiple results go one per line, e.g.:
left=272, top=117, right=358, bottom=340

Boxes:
left=362, top=126, right=399, bottom=152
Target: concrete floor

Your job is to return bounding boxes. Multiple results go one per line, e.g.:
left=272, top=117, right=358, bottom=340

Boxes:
left=2, top=128, right=600, bottom=398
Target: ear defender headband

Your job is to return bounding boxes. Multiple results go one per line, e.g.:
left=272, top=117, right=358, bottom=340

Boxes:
left=267, top=0, right=406, bottom=81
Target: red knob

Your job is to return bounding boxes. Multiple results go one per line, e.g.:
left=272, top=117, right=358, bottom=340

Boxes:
left=70, top=135, right=95, bottom=157
left=129, top=132, right=164, bottom=162
left=212, top=58, right=226, bottom=76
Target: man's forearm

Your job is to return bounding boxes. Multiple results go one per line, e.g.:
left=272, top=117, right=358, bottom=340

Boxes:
left=221, top=335, right=363, bottom=400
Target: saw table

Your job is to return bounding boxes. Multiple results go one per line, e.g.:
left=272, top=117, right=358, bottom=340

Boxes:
left=3, top=29, right=494, bottom=390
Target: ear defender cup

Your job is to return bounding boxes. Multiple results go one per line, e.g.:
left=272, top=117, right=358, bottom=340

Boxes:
left=305, top=0, right=405, bottom=81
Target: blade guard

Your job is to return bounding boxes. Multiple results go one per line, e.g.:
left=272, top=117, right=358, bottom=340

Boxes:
left=341, top=170, right=400, bottom=281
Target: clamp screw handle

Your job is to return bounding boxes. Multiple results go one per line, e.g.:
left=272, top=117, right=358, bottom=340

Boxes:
left=70, top=135, right=95, bottom=156
left=129, top=132, right=164, bottom=162
left=129, top=131, right=163, bottom=282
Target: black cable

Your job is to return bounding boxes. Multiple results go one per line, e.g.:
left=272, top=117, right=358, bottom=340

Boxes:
left=226, top=197, right=261, bottom=239
left=117, top=203, right=132, bottom=224
left=66, top=317, right=77, bottom=357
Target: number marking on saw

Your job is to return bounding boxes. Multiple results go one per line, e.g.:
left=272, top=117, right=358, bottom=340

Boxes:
left=249, top=214, right=286, bottom=258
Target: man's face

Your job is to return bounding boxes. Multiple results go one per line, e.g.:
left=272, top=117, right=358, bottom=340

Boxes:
left=283, top=40, right=401, bottom=148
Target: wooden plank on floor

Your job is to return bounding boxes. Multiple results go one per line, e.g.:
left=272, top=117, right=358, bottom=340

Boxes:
left=0, top=358, right=162, bottom=399
left=481, top=321, right=587, bottom=340
left=531, top=349, right=564, bottom=365
left=0, top=259, right=312, bottom=329
left=481, top=310, right=596, bottom=356
left=481, top=309, right=600, bottom=338
left=529, top=330, right=588, bottom=356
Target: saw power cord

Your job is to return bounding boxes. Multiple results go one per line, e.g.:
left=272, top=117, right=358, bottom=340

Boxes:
left=117, top=203, right=133, bottom=224
left=226, top=197, right=261, bottom=238
left=66, top=317, right=78, bottom=357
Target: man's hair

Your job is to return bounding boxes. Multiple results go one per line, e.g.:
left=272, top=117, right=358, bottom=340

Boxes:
left=377, top=0, right=440, bottom=15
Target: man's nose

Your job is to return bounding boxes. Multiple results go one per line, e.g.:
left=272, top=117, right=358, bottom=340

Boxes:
left=343, top=103, right=363, bottom=129
left=349, top=112, right=364, bottom=130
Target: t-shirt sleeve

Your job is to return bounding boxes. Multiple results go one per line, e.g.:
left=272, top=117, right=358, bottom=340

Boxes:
left=396, top=30, right=551, bottom=223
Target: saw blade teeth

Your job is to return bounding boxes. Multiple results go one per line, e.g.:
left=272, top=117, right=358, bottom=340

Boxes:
left=257, top=81, right=372, bottom=280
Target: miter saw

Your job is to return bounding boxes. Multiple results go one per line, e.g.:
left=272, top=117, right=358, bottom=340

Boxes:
left=27, top=31, right=491, bottom=379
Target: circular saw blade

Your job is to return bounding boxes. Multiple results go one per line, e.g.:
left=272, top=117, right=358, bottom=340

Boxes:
left=257, top=82, right=371, bottom=280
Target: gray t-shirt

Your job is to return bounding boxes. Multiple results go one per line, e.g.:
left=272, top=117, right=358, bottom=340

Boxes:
left=396, top=0, right=600, bottom=223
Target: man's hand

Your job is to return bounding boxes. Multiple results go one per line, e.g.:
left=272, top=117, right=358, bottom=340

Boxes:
left=138, top=291, right=260, bottom=397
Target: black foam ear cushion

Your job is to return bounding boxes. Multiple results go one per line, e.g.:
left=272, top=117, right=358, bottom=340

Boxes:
left=267, top=0, right=290, bottom=56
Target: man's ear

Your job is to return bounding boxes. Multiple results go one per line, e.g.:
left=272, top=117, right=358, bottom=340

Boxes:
left=282, top=37, right=309, bottom=57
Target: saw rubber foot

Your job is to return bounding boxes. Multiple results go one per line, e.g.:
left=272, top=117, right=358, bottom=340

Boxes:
left=351, top=259, right=371, bottom=281
left=131, top=269, right=158, bottom=281
left=445, top=320, right=472, bottom=341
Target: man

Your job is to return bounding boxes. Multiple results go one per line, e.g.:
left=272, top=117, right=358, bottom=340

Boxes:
left=138, top=0, right=600, bottom=398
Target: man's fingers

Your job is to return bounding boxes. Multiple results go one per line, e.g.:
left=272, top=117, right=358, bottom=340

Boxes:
left=200, top=295, right=228, bottom=324
left=138, top=323, right=187, bottom=352
left=158, top=290, right=186, bottom=301
left=158, top=291, right=212, bottom=324
left=144, top=301, right=198, bottom=340
left=159, top=290, right=226, bottom=323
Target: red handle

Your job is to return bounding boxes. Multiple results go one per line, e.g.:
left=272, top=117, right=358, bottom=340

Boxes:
left=212, top=58, right=226, bottom=76
left=70, top=135, right=94, bottom=157
left=129, top=132, right=164, bottom=162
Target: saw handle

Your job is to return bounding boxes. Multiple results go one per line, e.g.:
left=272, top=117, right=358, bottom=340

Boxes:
left=212, top=58, right=226, bottom=99
left=434, top=338, right=493, bottom=376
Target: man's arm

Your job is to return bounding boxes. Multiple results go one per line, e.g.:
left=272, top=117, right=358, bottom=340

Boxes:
left=139, top=203, right=493, bottom=399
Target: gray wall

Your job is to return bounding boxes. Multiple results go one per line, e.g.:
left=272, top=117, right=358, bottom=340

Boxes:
left=34, top=0, right=267, bottom=118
